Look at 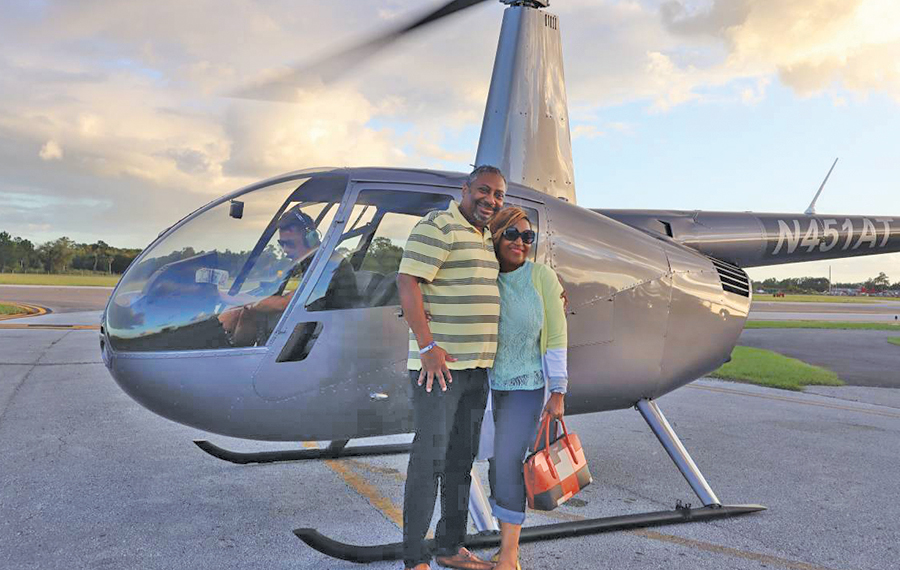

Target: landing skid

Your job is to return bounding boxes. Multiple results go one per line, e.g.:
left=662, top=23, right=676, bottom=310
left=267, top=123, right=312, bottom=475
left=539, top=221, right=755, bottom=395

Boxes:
left=192, top=439, right=411, bottom=465
left=293, top=398, right=766, bottom=562
left=295, top=503, right=765, bottom=563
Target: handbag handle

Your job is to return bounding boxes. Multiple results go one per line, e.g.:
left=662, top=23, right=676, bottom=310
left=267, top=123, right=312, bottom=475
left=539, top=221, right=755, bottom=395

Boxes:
left=557, top=417, right=578, bottom=464
left=531, top=415, right=559, bottom=480
left=533, top=415, right=578, bottom=467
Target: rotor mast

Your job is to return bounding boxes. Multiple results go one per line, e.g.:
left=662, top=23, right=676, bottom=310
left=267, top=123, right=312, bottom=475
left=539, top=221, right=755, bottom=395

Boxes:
left=476, top=0, right=577, bottom=203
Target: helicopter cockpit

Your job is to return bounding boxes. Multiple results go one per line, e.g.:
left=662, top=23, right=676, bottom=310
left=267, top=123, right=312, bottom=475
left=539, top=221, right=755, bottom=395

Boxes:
left=106, top=171, right=349, bottom=351
left=105, top=170, right=454, bottom=353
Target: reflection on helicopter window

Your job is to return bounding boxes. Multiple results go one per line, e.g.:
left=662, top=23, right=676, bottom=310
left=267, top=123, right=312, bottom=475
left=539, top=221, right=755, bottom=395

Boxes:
left=307, top=189, right=452, bottom=311
left=105, top=172, right=349, bottom=351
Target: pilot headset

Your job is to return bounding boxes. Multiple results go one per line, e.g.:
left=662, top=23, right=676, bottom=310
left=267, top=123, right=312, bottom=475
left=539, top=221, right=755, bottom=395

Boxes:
left=282, top=208, right=322, bottom=249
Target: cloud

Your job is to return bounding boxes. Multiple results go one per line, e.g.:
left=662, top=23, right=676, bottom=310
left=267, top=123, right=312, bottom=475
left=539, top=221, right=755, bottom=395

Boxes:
left=572, top=125, right=604, bottom=140
left=572, top=122, right=633, bottom=140
left=660, top=0, right=900, bottom=101
left=223, top=88, right=406, bottom=178
left=39, top=140, right=63, bottom=160
left=740, top=76, right=771, bottom=105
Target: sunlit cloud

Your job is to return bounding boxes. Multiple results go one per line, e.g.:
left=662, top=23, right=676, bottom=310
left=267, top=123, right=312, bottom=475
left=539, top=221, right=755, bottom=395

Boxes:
left=39, top=140, right=63, bottom=160
left=660, top=0, right=900, bottom=101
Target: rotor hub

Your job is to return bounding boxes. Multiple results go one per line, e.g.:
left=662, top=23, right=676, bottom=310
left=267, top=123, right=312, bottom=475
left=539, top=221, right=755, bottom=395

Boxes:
left=501, top=0, right=550, bottom=8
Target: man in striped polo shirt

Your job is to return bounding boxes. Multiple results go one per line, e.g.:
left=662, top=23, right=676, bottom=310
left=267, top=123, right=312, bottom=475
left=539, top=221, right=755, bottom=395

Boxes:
left=397, top=166, right=506, bottom=570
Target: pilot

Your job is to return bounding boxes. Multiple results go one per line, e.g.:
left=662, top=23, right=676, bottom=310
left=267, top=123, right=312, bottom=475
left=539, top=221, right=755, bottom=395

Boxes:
left=219, top=206, right=358, bottom=346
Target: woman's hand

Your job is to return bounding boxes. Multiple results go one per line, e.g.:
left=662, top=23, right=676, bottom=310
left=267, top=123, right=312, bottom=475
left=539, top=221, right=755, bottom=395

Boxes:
left=543, top=392, right=565, bottom=422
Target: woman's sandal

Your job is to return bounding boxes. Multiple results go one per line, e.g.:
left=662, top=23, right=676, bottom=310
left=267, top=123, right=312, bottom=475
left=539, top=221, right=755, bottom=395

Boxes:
left=490, top=550, right=522, bottom=570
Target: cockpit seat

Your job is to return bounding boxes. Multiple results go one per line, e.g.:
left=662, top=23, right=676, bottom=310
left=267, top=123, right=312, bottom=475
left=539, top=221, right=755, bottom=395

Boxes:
left=365, top=271, right=399, bottom=307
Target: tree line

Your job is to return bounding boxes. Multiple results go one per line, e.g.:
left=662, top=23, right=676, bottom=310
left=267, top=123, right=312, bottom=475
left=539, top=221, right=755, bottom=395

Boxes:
left=757, top=273, right=900, bottom=294
left=0, top=232, right=142, bottom=275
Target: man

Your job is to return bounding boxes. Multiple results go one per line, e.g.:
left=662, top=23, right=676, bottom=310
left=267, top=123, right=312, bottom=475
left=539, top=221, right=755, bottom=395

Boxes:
left=397, top=165, right=506, bottom=570
left=220, top=206, right=357, bottom=345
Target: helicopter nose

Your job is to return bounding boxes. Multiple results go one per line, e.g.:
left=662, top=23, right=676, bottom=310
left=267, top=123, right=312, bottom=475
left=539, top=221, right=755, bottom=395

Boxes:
left=104, top=347, right=270, bottom=437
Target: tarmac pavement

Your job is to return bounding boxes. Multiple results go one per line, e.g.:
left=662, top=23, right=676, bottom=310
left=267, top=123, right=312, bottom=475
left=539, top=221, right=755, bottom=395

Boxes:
left=1, top=317, right=899, bottom=570
left=738, top=329, right=900, bottom=388
left=750, top=300, right=900, bottom=323
left=0, top=285, right=112, bottom=314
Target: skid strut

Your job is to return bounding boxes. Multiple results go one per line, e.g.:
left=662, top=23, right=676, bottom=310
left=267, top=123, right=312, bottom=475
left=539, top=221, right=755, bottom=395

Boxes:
left=193, top=439, right=411, bottom=465
left=635, top=398, right=721, bottom=506
left=468, top=470, right=499, bottom=533
left=293, top=397, right=765, bottom=562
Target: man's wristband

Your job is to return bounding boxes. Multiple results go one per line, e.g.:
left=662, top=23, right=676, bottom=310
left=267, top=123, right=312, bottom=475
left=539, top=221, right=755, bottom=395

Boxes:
left=418, top=341, right=438, bottom=355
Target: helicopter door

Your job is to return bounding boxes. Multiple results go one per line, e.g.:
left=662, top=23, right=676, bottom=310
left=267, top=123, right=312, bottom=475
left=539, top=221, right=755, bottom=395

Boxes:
left=252, top=184, right=455, bottom=435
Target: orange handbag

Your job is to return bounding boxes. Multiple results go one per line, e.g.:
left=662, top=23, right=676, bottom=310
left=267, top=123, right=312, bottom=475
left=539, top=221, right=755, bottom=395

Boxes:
left=524, top=415, right=592, bottom=511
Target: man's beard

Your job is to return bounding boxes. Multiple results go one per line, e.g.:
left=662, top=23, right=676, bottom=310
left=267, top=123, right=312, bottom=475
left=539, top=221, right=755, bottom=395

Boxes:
left=472, top=200, right=497, bottom=223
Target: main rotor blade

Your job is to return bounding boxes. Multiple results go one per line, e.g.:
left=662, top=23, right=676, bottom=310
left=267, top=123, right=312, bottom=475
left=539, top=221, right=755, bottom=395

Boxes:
left=231, top=0, right=492, bottom=102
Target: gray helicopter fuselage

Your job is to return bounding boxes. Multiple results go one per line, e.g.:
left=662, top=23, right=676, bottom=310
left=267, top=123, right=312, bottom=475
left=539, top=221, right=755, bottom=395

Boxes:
left=101, top=167, right=749, bottom=441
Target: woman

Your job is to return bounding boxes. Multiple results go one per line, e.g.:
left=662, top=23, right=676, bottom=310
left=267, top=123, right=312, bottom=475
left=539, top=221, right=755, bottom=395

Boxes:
left=486, top=206, right=567, bottom=570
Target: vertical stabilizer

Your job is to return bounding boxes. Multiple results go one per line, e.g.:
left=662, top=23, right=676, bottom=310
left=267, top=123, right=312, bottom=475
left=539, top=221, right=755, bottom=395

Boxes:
left=475, top=4, right=576, bottom=203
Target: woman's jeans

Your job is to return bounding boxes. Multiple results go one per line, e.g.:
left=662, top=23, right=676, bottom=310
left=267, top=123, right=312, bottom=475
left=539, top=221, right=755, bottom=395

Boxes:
left=488, top=388, right=544, bottom=525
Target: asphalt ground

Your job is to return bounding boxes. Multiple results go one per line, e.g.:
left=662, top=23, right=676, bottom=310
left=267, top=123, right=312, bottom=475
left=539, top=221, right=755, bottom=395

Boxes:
left=752, top=301, right=900, bottom=314
left=738, top=329, right=900, bottom=388
left=1, top=314, right=899, bottom=570
left=749, top=301, right=900, bottom=323
left=0, top=285, right=113, bottom=314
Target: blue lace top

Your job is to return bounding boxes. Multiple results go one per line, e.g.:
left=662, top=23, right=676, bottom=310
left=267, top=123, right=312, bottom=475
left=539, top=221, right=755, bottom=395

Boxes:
left=490, top=261, right=545, bottom=391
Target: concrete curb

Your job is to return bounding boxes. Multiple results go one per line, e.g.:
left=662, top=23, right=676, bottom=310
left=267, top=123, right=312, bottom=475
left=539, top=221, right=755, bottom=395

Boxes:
left=0, top=302, right=50, bottom=321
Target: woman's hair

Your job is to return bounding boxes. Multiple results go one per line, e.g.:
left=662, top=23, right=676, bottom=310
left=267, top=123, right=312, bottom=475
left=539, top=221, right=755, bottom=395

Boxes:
left=489, top=206, right=530, bottom=256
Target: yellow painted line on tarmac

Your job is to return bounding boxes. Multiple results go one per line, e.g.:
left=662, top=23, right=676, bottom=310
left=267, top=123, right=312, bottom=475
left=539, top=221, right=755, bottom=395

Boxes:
left=0, top=302, right=48, bottom=321
left=336, top=457, right=841, bottom=570
left=628, top=529, right=842, bottom=570
left=303, top=442, right=404, bottom=529
left=536, top=509, right=840, bottom=570
left=688, top=384, right=900, bottom=419
left=0, top=323, right=100, bottom=330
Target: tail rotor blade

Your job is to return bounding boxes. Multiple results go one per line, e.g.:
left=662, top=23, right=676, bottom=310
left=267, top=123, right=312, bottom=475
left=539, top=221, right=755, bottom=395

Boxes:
left=231, top=0, right=492, bottom=102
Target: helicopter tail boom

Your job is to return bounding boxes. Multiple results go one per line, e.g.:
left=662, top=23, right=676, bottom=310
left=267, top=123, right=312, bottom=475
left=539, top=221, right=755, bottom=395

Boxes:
left=596, top=209, right=900, bottom=269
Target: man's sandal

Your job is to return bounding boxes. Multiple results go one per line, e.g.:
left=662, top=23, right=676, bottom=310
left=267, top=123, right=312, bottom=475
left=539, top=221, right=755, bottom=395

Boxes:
left=490, top=550, right=522, bottom=570
left=434, top=547, right=494, bottom=570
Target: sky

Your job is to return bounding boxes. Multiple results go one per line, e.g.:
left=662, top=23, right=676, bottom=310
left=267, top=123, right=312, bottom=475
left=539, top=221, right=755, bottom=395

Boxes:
left=1, top=0, right=898, bottom=283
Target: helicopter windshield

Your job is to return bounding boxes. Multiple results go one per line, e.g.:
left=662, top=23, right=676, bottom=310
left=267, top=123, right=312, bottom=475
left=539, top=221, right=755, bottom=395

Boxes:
left=106, top=172, right=348, bottom=351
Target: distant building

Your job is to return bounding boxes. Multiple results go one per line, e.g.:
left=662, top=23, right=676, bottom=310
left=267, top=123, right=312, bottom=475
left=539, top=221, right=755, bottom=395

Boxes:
left=830, top=287, right=861, bottom=297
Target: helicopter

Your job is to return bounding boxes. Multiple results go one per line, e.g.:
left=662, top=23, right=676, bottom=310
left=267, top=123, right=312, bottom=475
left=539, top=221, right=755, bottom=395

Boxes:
left=99, top=0, right=900, bottom=562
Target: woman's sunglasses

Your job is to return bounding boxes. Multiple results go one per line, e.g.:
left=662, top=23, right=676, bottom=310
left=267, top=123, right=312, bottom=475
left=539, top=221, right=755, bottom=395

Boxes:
left=501, top=227, right=536, bottom=244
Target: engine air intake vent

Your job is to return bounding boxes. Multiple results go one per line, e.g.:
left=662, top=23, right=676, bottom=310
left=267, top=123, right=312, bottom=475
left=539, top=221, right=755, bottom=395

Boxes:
left=710, top=258, right=750, bottom=298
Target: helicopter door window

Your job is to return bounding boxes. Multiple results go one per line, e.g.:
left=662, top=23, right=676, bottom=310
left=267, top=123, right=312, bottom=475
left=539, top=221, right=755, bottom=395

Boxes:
left=306, top=189, right=452, bottom=310
left=105, top=173, right=349, bottom=351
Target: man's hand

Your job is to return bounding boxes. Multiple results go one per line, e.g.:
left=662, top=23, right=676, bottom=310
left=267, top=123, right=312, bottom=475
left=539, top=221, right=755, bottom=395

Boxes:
left=542, top=392, right=565, bottom=422
left=218, top=307, right=242, bottom=334
left=253, top=294, right=290, bottom=313
left=417, top=346, right=457, bottom=392
left=557, top=274, right=569, bottom=313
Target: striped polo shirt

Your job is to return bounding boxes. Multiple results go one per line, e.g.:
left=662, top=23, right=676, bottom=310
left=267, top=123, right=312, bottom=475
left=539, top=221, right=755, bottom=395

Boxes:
left=399, top=200, right=500, bottom=371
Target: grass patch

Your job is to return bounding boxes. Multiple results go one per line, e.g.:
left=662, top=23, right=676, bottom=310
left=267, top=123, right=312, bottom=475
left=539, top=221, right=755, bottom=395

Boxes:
left=711, top=346, right=843, bottom=391
left=889, top=338, right=900, bottom=347
left=0, top=303, right=26, bottom=316
left=753, top=294, right=900, bottom=303
left=747, top=320, right=900, bottom=331
left=0, top=273, right=120, bottom=287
